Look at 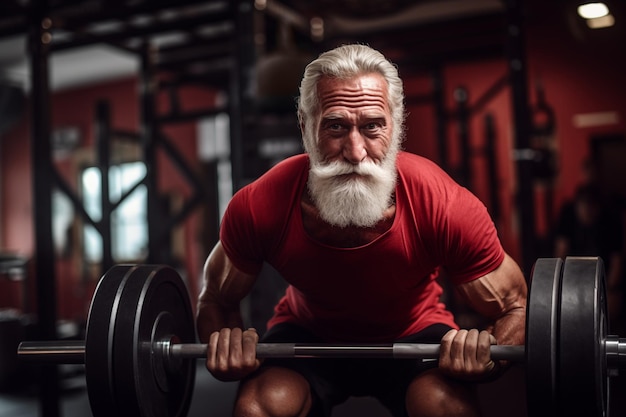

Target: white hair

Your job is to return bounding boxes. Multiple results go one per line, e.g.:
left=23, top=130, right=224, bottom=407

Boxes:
left=297, top=44, right=406, bottom=157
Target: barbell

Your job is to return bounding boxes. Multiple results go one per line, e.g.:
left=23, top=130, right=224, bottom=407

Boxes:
left=15, top=257, right=626, bottom=417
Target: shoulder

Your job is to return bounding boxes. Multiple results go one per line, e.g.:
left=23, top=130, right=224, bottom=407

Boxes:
left=226, top=153, right=308, bottom=226
left=220, top=154, right=308, bottom=269
left=396, top=151, right=441, bottom=168
left=395, top=152, right=502, bottom=267
left=396, top=152, right=463, bottom=200
left=397, top=152, right=456, bottom=182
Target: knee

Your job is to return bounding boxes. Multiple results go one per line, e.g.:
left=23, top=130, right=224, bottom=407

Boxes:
left=405, top=370, right=481, bottom=417
left=234, top=367, right=312, bottom=417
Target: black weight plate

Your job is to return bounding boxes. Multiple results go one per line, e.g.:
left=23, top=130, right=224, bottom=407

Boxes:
left=525, top=257, right=562, bottom=417
left=559, top=257, right=609, bottom=417
left=113, top=265, right=154, bottom=417
left=112, top=265, right=196, bottom=417
left=85, top=264, right=136, bottom=417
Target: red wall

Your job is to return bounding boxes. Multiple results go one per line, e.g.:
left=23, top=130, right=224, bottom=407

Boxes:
left=1, top=6, right=625, bottom=321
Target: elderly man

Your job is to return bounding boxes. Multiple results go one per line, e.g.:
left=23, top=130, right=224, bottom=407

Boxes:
left=196, top=44, right=527, bottom=417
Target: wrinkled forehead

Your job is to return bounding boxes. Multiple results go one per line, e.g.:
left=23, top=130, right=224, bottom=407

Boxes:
left=316, top=73, right=390, bottom=114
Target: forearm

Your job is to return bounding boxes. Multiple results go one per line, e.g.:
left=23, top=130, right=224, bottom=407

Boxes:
left=456, top=253, right=528, bottom=346
left=196, top=299, right=245, bottom=343
left=489, top=304, right=526, bottom=346
left=196, top=241, right=257, bottom=343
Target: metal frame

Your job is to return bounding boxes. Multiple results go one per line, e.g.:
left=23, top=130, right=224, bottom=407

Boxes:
left=504, top=0, right=537, bottom=275
left=27, top=1, right=60, bottom=415
left=1, top=1, right=255, bottom=415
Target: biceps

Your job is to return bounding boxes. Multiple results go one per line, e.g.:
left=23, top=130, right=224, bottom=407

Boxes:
left=455, top=253, right=527, bottom=320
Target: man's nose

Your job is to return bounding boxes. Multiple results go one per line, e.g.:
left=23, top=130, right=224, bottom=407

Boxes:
left=342, top=129, right=367, bottom=164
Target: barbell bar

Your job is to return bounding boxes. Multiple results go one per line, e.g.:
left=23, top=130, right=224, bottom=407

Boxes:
left=14, top=257, right=626, bottom=417
left=17, top=339, right=526, bottom=362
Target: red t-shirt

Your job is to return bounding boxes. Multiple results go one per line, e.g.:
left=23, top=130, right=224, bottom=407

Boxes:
left=220, top=152, right=504, bottom=342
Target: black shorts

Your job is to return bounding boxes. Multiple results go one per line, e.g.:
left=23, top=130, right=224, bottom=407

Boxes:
left=255, top=322, right=453, bottom=417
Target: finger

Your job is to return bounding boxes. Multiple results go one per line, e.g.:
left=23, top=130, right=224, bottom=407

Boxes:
left=228, top=328, right=244, bottom=367
left=206, top=330, right=220, bottom=371
left=478, top=330, right=497, bottom=372
left=449, top=329, right=468, bottom=367
left=463, top=329, right=480, bottom=367
left=439, top=329, right=458, bottom=367
left=216, top=328, right=231, bottom=372
left=242, top=328, right=260, bottom=368
left=477, top=331, right=493, bottom=358
left=440, top=329, right=458, bottom=353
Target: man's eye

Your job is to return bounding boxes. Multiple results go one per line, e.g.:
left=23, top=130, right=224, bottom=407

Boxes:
left=364, top=123, right=380, bottom=130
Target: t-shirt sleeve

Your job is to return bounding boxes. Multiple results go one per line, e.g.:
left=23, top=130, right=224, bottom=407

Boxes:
left=219, top=187, right=266, bottom=275
left=218, top=154, right=307, bottom=276
left=439, top=186, right=505, bottom=284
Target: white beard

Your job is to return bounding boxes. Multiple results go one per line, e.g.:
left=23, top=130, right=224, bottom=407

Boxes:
left=307, top=152, right=398, bottom=228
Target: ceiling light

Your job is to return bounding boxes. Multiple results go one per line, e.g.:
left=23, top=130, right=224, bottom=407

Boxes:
left=586, top=14, right=615, bottom=28
left=577, top=3, right=609, bottom=19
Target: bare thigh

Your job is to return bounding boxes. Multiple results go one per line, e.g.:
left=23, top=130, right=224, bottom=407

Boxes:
left=405, top=369, right=481, bottom=417
left=234, top=367, right=314, bottom=417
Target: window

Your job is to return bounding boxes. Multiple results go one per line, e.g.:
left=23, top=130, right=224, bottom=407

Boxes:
left=82, top=162, right=148, bottom=263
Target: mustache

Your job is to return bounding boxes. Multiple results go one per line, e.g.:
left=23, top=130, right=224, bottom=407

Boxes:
left=310, top=160, right=385, bottom=180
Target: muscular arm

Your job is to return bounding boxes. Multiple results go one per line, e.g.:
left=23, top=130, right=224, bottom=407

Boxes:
left=196, top=242, right=262, bottom=381
left=196, top=241, right=257, bottom=342
left=438, top=253, right=527, bottom=381
left=454, top=252, right=527, bottom=346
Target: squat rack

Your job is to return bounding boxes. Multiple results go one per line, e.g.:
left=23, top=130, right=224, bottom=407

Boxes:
left=1, top=1, right=256, bottom=415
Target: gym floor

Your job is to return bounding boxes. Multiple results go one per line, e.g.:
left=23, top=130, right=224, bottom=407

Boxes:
left=0, top=363, right=530, bottom=417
